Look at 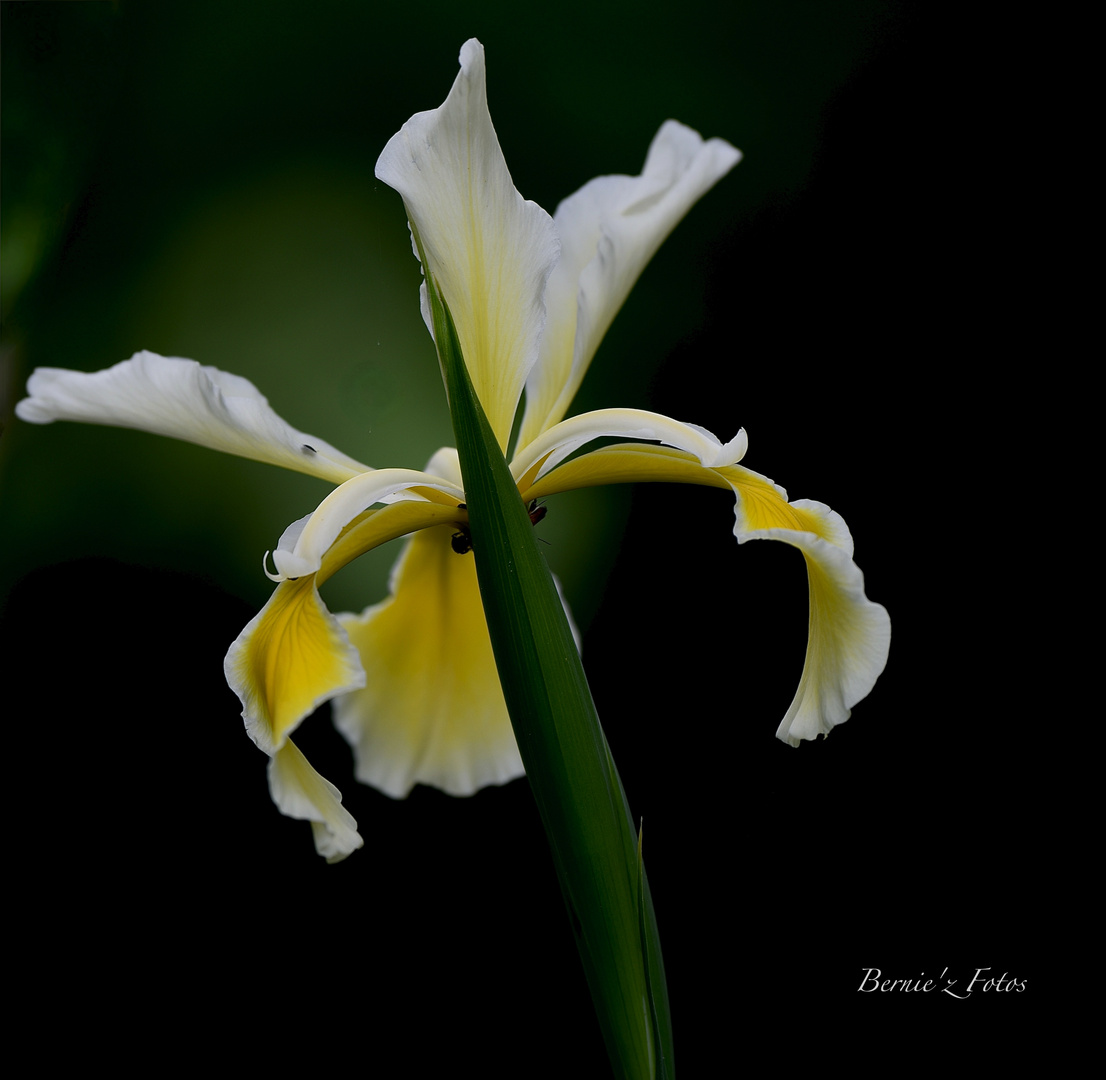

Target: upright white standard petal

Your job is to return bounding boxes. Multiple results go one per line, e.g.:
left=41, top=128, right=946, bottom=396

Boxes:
left=16, top=351, right=370, bottom=483
left=517, top=121, right=741, bottom=448
left=374, top=39, right=559, bottom=450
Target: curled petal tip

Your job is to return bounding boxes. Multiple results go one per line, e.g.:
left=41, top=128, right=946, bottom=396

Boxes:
left=262, top=551, right=287, bottom=583
left=269, top=741, right=364, bottom=862
left=775, top=536, right=891, bottom=746
left=715, top=428, right=749, bottom=467
left=683, top=423, right=747, bottom=467
left=270, top=549, right=319, bottom=581
left=717, top=466, right=888, bottom=744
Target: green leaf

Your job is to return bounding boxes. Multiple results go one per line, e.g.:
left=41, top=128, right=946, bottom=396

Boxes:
left=421, top=253, right=674, bottom=1079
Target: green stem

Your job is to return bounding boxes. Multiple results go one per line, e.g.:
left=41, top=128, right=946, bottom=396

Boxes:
left=424, top=264, right=674, bottom=1079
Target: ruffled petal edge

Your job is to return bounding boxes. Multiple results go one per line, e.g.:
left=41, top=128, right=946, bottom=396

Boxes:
left=764, top=526, right=891, bottom=745
left=269, top=740, right=363, bottom=862
left=331, top=523, right=525, bottom=799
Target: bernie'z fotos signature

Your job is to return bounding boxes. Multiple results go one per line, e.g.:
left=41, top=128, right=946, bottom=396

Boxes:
left=858, top=968, right=1027, bottom=998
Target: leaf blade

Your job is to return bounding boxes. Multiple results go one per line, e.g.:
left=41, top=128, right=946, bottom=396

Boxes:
left=424, top=262, right=674, bottom=1079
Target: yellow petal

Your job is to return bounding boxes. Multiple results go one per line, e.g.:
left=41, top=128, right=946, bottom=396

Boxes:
left=316, top=499, right=470, bottom=586
left=332, top=524, right=524, bottom=799
left=224, top=575, right=366, bottom=754
left=525, top=442, right=889, bottom=744
left=269, top=739, right=363, bottom=863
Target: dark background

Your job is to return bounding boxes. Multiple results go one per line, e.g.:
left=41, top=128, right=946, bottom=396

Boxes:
left=2, top=2, right=1049, bottom=1072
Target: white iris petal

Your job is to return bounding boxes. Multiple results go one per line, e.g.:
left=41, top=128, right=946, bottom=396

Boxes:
left=268, top=468, right=466, bottom=580
left=375, top=39, right=559, bottom=450
left=518, top=121, right=742, bottom=449
left=16, top=351, right=370, bottom=483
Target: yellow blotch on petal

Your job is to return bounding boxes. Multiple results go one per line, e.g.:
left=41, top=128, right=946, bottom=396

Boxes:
left=724, top=467, right=853, bottom=553
left=225, top=575, right=366, bottom=754
left=728, top=468, right=805, bottom=532
left=332, top=525, right=524, bottom=799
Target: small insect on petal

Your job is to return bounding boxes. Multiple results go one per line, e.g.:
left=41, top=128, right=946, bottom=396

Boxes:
left=451, top=528, right=473, bottom=555
left=452, top=502, right=472, bottom=555
left=450, top=500, right=546, bottom=555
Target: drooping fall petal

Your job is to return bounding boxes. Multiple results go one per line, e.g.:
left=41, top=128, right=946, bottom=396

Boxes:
left=16, top=351, right=370, bottom=483
left=725, top=484, right=889, bottom=745
left=224, top=575, right=366, bottom=755
left=269, top=739, right=363, bottom=863
left=524, top=441, right=890, bottom=744
left=225, top=576, right=367, bottom=858
left=375, top=39, right=558, bottom=450
left=762, top=515, right=891, bottom=745
left=517, top=121, right=741, bottom=449
left=327, top=445, right=581, bottom=799
left=332, top=525, right=524, bottom=798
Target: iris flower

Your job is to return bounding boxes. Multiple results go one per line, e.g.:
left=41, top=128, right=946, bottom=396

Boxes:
left=16, top=40, right=890, bottom=862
